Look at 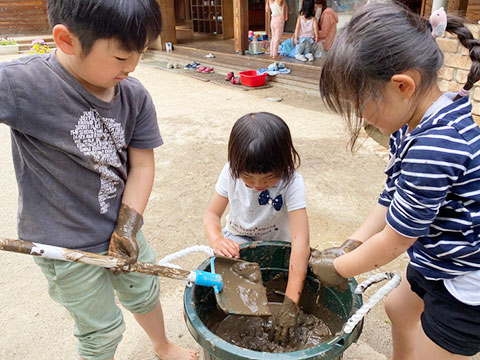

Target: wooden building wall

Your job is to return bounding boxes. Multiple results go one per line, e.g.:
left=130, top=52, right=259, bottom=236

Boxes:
left=423, top=0, right=480, bottom=21
left=0, top=0, right=50, bottom=36
left=466, top=0, right=480, bottom=20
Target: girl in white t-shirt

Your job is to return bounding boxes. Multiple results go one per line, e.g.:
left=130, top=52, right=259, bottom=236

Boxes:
left=204, top=112, right=310, bottom=344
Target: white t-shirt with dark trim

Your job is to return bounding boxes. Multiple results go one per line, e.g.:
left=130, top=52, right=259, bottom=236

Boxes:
left=215, top=163, right=306, bottom=242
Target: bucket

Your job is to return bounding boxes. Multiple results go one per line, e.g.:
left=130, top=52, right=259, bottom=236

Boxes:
left=184, top=241, right=363, bottom=360
left=238, top=70, right=266, bottom=87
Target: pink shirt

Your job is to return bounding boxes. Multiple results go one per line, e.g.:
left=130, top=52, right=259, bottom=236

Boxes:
left=299, top=16, right=315, bottom=38
left=318, top=8, right=338, bottom=50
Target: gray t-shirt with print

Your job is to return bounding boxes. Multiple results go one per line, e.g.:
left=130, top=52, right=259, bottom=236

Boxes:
left=0, top=53, right=162, bottom=253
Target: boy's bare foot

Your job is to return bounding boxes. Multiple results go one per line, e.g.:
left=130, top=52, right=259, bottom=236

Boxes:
left=154, top=341, right=198, bottom=360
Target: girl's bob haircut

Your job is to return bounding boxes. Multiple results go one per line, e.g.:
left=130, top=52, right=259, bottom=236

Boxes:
left=228, top=112, right=300, bottom=182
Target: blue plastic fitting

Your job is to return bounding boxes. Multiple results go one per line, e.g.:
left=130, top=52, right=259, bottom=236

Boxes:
left=194, top=270, right=223, bottom=292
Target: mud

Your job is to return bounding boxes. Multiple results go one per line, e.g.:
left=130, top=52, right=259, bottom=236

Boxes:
left=308, top=240, right=363, bottom=290
left=207, top=273, right=342, bottom=353
left=0, top=238, right=35, bottom=255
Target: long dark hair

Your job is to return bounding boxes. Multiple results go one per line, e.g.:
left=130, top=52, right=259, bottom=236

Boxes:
left=316, top=0, right=328, bottom=30
left=47, top=0, right=162, bottom=55
left=228, top=112, right=300, bottom=182
left=300, top=0, right=315, bottom=19
left=319, top=2, right=480, bottom=150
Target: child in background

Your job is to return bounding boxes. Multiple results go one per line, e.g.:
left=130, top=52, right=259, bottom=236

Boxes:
left=266, top=0, right=288, bottom=59
left=294, top=0, right=319, bottom=62
left=315, top=0, right=338, bottom=52
left=312, top=4, right=480, bottom=359
left=204, top=112, right=310, bottom=344
left=0, top=0, right=197, bottom=359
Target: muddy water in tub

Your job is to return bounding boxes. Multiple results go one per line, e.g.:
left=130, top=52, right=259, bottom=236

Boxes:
left=208, top=273, right=343, bottom=353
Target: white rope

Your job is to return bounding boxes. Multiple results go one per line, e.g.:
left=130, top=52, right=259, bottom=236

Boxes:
left=343, top=272, right=401, bottom=334
left=157, top=245, right=214, bottom=270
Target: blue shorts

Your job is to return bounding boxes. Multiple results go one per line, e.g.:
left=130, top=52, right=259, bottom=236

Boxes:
left=34, top=231, right=160, bottom=360
left=407, top=264, right=480, bottom=356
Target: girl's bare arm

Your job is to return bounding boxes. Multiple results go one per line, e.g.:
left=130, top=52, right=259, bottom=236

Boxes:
left=294, top=17, right=301, bottom=43
left=285, top=208, right=310, bottom=304
left=335, top=224, right=417, bottom=278
left=349, top=203, right=388, bottom=242
left=204, top=192, right=240, bottom=257
left=314, top=19, right=320, bottom=42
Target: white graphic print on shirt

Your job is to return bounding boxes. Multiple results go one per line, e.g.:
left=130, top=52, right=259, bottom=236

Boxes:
left=70, top=109, right=126, bottom=214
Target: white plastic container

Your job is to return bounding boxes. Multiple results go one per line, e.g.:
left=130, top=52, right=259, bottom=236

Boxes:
left=248, top=41, right=263, bottom=54
left=0, top=44, right=19, bottom=55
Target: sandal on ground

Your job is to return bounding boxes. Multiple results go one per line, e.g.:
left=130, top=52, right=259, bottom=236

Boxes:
left=196, top=65, right=207, bottom=72
left=184, top=61, right=199, bottom=70
left=202, top=67, right=214, bottom=73
left=225, top=72, right=234, bottom=81
left=231, top=76, right=241, bottom=85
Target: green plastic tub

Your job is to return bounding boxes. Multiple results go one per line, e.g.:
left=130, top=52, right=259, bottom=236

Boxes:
left=184, top=241, right=363, bottom=360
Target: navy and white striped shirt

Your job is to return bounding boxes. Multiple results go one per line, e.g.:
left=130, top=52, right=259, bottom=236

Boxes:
left=379, top=93, right=480, bottom=280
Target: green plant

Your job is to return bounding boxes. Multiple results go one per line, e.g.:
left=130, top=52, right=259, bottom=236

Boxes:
left=0, top=36, right=17, bottom=46
left=29, top=39, right=50, bottom=54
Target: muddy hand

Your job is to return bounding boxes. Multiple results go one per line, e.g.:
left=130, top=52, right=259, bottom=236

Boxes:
left=308, top=239, right=362, bottom=290
left=271, top=296, right=299, bottom=345
left=339, top=239, right=363, bottom=253
left=108, top=203, right=142, bottom=274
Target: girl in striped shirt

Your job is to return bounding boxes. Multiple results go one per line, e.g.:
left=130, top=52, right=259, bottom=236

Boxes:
left=310, top=3, right=480, bottom=359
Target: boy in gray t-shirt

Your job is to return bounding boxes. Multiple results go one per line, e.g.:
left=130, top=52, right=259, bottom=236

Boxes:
left=0, top=1, right=197, bottom=360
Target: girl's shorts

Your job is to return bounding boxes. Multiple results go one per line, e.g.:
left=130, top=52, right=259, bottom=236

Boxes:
left=34, top=230, right=160, bottom=360
left=407, top=264, right=480, bottom=356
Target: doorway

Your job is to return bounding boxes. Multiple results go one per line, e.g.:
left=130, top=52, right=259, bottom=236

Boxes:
left=249, top=0, right=265, bottom=31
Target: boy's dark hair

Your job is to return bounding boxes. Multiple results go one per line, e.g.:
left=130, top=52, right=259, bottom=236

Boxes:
left=47, top=0, right=162, bottom=56
left=319, top=2, right=480, bottom=150
left=300, top=0, right=315, bottom=18
left=228, top=112, right=300, bottom=182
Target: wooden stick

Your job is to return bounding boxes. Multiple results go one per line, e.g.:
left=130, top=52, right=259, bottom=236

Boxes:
left=0, top=238, right=191, bottom=280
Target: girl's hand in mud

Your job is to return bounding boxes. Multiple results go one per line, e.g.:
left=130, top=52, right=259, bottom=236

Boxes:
left=211, top=236, right=240, bottom=258
left=270, top=296, right=299, bottom=345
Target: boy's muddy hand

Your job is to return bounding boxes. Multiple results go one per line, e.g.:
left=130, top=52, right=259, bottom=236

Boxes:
left=308, top=239, right=362, bottom=290
left=271, top=296, right=299, bottom=345
left=108, top=203, right=142, bottom=273
left=211, top=236, right=240, bottom=258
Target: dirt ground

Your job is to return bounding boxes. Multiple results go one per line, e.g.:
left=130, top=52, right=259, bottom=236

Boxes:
left=0, top=52, right=477, bottom=360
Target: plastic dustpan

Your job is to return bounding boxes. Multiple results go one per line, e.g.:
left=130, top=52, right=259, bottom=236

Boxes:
left=210, top=256, right=271, bottom=317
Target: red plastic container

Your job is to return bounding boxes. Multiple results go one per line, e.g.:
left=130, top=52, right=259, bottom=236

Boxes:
left=238, top=70, right=266, bottom=87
